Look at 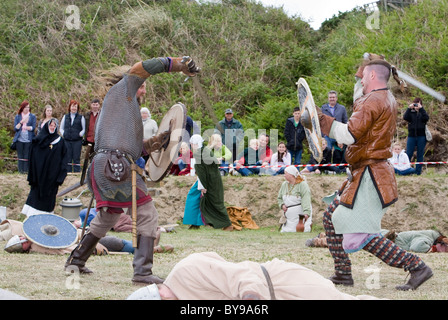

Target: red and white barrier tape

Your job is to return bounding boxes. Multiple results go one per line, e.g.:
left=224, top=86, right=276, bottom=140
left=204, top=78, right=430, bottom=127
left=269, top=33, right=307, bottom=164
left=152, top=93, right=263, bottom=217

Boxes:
left=1, top=155, right=447, bottom=168
left=0, top=156, right=81, bottom=166
left=224, top=161, right=448, bottom=169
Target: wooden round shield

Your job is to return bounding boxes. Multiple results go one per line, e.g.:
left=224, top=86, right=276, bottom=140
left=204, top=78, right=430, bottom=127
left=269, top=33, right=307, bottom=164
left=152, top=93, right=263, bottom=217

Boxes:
left=146, top=103, right=187, bottom=182
left=296, top=78, right=323, bottom=163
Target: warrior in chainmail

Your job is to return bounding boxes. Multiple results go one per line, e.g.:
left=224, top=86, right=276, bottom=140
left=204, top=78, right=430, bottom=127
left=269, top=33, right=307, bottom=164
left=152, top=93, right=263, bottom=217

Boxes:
left=65, top=56, right=199, bottom=285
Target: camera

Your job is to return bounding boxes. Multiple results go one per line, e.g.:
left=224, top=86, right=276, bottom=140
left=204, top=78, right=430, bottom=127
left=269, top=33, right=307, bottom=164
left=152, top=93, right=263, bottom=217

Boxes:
left=413, top=103, right=418, bottom=107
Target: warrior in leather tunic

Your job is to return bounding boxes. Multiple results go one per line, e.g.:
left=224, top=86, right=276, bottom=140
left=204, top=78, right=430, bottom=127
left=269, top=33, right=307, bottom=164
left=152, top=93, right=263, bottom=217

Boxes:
left=316, top=59, right=432, bottom=291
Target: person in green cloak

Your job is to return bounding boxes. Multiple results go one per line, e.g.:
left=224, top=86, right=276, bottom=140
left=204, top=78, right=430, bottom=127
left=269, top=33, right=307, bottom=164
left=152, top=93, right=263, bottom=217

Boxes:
left=185, top=134, right=233, bottom=231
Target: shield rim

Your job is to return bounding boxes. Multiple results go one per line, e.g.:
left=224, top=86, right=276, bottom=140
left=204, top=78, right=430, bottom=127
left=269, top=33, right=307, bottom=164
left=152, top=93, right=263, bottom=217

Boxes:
left=147, top=103, right=187, bottom=182
left=296, top=78, right=323, bottom=164
left=22, top=213, right=78, bottom=249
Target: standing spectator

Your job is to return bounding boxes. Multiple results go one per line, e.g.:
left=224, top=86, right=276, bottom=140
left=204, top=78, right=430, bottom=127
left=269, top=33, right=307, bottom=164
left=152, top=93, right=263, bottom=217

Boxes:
left=83, top=98, right=101, bottom=149
left=216, top=108, right=244, bottom=162
left=21, top=119, right=68, bottom=217
left=266, top=141, right=291, bottom=175
left=13, top=100, right=36, bottom=174
left=321, top=90, right=348, bottom=156
left=36, top=105, right=55, bottom=136
left=234, top=139, right=260, bottom=176
left=141, top=107, right=158, bottom=140
left=208, top=133, right=232, bottom=176
left=183, top=114, right=200, bottom=144
left=388, top=142, right=416, bottom=176
left=60, top=100, right=85, bottom=173
left=183, top=135, right=233, bottom=231
left=404, top=97, right=429, bottom=175
left=141, top=107, right=158, bottom=163
left=183, top=135, right=205, bottom=229
left=284, top=107, right=306, bottom=166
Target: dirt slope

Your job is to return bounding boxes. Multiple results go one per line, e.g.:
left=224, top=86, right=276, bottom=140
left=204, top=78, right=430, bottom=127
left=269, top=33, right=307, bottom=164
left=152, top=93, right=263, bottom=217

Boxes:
left=1, top=172, right=447, bottom=234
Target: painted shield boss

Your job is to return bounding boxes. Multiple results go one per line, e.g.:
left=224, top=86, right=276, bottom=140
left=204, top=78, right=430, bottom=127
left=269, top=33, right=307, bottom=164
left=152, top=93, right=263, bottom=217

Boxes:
left=23, top=214, right=78, bottom=249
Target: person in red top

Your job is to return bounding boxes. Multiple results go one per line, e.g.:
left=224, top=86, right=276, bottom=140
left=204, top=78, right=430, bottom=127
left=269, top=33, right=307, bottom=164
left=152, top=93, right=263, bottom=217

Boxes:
left=83, top=98, right=101, bottom=148
left=169, top=142, right=193, bottom=176
left=258, top=133, right=272, bottom=164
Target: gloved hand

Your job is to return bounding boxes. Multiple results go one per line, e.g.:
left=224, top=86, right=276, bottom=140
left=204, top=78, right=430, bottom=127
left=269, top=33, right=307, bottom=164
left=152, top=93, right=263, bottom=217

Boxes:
left=170, top=56, right=200, bottom=76
left=182, top=56, right=200, bottom=75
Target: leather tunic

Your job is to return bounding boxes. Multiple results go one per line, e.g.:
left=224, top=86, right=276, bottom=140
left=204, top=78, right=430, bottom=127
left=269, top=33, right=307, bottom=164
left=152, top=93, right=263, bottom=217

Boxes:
left=321, top=89, right=399, bottom=209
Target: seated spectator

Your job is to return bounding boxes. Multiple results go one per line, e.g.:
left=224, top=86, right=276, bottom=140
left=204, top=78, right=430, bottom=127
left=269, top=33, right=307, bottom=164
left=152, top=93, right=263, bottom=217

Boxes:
left=388, top=142, right=416, bottom=176
left=232, top=139, right=260, bottom=176
left=266, top=141, right=291, bottom=175
left=301, top=139, right=340, bottom=174
left=208, top=133, right=232, bottom=176
left=258, top=133, right=272, bottom=164
left=332, top=142, right=347, bottom=172
left=170, top=142, right=193, bottom=176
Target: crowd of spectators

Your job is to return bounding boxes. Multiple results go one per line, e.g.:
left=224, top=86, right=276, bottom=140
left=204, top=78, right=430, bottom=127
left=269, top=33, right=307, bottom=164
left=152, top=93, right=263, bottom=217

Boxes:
left=10, top=92, right=429, bottom=177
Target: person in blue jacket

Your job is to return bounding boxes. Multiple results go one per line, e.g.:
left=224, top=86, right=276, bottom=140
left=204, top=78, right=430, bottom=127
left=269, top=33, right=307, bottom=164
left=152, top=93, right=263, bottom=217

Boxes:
left=13, top=100, right=37, bottom=174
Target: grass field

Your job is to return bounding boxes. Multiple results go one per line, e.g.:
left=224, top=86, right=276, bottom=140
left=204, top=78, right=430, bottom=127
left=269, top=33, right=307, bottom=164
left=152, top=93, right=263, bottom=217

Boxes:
left=1, top=224, right=446, bottom=301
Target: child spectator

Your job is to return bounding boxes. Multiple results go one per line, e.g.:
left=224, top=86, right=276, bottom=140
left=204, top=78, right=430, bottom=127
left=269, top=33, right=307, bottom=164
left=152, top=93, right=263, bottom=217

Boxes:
left=388, top=142, right=416, bottom=175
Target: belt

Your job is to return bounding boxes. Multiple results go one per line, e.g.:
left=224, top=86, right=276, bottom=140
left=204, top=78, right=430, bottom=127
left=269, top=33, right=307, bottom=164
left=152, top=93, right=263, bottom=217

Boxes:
left=97, top=148, right=145, bottom=176
left=260, top=265, right=276, bottom=300
left=97, top=148, right=133, bottom=163
left=350, top=159, right=386, bottom=171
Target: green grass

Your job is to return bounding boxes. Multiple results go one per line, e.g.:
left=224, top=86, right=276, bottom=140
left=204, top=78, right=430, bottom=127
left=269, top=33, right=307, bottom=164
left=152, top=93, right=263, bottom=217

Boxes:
left=0, top=225, right=446, bottom=300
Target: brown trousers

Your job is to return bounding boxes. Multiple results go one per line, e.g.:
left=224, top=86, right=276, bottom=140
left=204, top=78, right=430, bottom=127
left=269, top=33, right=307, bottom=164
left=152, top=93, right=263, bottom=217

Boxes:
left=89, top=201, right=158, bottom=239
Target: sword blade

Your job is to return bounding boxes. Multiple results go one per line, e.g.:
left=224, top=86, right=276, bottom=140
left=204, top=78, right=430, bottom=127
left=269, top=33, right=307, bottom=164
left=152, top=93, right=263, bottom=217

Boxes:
left=397, top=70, right=446, bottom=103
left=192, top=76, right=224, bottom=134
left=57, top=178, right=86, bottom=197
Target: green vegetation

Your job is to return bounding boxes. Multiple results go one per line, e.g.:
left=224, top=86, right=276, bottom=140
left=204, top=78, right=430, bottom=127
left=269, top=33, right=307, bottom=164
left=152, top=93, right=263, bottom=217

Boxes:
left=0, top=0, right=447, bottom=161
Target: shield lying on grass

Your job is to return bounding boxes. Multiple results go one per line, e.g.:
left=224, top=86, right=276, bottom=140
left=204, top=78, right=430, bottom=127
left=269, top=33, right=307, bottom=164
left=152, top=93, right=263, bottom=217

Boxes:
left=23, top=214, right=78, bottom=249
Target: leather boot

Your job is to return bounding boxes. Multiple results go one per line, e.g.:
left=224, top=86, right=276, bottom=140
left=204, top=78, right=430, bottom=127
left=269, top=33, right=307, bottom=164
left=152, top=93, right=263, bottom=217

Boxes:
left=65, top=232, right=100, bottom=274
left=328, top=272, right=354, bottom=286
left=395, top=264, right=433, bottom=291
left=132, top=235, right=164, bottom=286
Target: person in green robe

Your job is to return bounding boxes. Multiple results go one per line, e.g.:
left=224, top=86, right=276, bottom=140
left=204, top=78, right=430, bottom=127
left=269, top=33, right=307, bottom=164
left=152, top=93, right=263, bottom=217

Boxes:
left=189, top=135, right=233, bottom=231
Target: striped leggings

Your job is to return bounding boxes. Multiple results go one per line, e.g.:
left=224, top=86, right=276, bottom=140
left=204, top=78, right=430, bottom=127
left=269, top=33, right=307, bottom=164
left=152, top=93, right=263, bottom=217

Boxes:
left=322, top=198, right=424, bottom=275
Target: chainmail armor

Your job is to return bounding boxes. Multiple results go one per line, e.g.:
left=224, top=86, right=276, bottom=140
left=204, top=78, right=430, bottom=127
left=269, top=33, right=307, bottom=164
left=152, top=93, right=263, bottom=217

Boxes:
left=87, top=73, right=149, bottom=206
